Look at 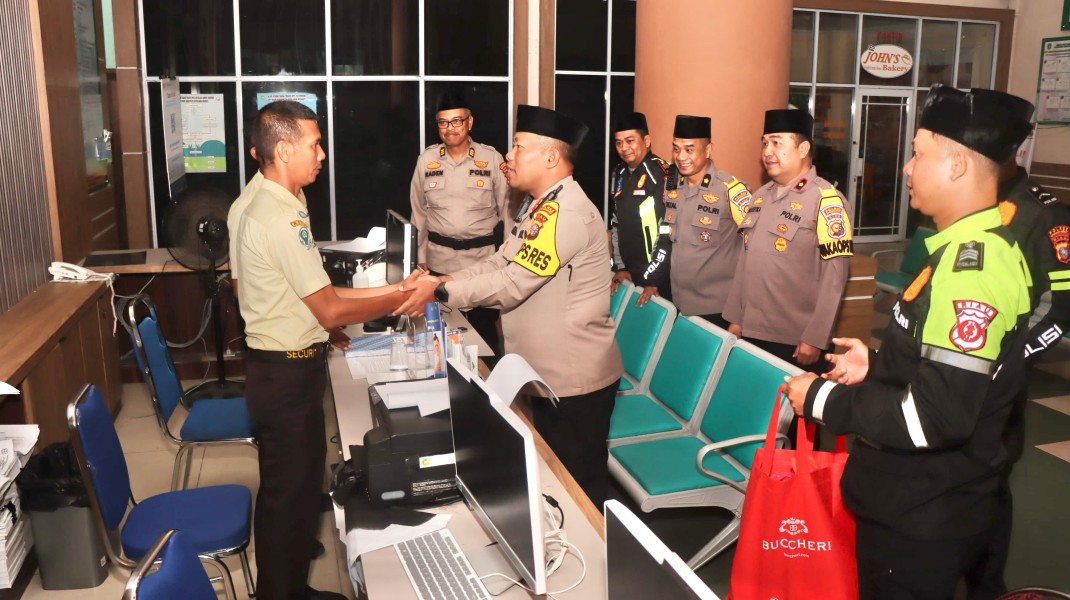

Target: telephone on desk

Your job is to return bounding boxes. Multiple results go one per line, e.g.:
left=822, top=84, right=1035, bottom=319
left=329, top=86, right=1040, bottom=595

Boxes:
left=48, top=262, right=114, bottom=282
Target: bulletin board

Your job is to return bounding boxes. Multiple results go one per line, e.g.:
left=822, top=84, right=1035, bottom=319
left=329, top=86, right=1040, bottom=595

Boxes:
left=1037, top=36, right=1070, bottom=124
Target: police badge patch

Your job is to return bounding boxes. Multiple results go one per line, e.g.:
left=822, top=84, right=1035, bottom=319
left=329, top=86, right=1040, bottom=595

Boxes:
left=1049, top=225, right=1070, bottom=264
left=949, top=299, right=997, bottom=352
left=952, top=242, right=984, bottom=271
left=474, top=160, right=488, bottom=168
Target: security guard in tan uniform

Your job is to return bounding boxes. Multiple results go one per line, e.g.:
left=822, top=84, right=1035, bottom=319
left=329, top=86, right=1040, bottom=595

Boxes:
left=399, top=105, right=623, bottom=507
left=642, top=115, right=749, bottom=328
left=410, top=90, right=509, bottom=354
left=724, top=109, right=852, bottom=372
left=236, top=101, right=413, bottom=600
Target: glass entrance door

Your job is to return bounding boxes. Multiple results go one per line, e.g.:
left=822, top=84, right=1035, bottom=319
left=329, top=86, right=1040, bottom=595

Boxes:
left=848, top=88, right=914, bottom=240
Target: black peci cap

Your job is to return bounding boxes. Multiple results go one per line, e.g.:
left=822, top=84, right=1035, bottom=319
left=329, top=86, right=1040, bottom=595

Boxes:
left=970, top=87, right=1036, bottom=161
left=763, top=109, right=814, bottom=140
left=920, top=84, right=1034, bottom=164
left=613, top=112, right=648, bottom=134
left=515, top=105, right=590, bottom=149
left=436, top=89, right=469, bottom=113
left=673, top=115, right=711, bottom=139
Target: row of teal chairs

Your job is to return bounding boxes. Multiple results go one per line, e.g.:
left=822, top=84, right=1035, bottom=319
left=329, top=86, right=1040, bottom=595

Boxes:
left=607, top=283, right=800, bottom=570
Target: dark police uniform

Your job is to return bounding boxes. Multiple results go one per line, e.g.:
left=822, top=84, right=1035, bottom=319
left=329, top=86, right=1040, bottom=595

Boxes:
left=410, top=139, right=508, bottom=354
left=235, top=179, right=333, bottom=600
left=723, top=166, right=852, bottom=369
left=801, top=207, right=1031, bottom=599
left=965, top=168, right=1070, bottom=598
left=608, top=151, right=671, bottom=292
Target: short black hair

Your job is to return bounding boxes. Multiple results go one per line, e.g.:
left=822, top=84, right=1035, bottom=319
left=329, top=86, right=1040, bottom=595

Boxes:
left=254, top=101, right=317, bottom=166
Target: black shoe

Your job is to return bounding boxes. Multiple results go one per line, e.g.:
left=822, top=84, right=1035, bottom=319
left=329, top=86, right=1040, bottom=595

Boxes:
left=306, top=586, right=347, bottom=600
left=312, top=539, right=326, bottom=559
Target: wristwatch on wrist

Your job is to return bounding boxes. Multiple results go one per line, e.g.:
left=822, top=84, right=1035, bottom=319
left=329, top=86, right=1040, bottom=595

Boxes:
left=434, top=281, right=449, bottom=303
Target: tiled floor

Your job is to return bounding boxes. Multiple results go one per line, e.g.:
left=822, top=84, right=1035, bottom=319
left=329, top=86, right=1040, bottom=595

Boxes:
left=21, top=381, right=355, bottom=599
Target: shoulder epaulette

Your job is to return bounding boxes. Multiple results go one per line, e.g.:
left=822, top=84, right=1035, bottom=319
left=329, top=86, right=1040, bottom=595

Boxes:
left=665, top=164, right=679, bottom=191
left=1030, top=182, right=1059, bottom=207
left=650, top=155, right=670, bottom=175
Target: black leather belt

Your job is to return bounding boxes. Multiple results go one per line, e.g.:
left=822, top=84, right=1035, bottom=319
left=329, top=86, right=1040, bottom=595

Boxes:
left=428, top=222, right=504, bottom=250
left=247, top=342, right=329, bottom=363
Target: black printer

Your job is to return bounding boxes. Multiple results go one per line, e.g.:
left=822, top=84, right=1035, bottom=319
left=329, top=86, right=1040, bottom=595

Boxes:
left=361, top=384, right=457, bottom=507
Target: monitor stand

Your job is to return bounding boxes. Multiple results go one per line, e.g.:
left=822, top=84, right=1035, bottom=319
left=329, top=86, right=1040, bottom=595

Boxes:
left=466, top=544, right=520, bottom=596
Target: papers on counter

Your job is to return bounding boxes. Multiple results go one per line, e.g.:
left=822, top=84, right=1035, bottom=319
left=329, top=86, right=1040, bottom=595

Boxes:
left=485, top=353, right=559, bottom=407
left=324, top=227, right=386, bottom=254
left=375, top=378, right=450, bottom=416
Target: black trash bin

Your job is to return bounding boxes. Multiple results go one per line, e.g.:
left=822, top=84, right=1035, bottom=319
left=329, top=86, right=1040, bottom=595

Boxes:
left=16, top=443, right=107, bottom=590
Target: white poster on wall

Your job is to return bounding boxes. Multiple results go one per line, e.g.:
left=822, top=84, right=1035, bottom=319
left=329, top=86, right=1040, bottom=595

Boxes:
left=181, top=94, right=226, bottom=173
left=160, top=79, right=186, bottom=195
left=255, top=92, right=318, bottom=112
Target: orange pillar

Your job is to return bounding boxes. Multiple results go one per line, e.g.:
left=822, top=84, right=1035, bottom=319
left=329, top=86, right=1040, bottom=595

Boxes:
left=634, top=0, right=793, bottom=189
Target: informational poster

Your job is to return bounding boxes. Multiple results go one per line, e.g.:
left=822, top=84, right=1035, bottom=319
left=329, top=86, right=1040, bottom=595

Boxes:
left=255, top=92, right=318, bottom=112
left=181, top=94, right=226, bottom=173
left=160, top=79, right=187, bottom=193
left=1037, top=36, right=1070, bottom=124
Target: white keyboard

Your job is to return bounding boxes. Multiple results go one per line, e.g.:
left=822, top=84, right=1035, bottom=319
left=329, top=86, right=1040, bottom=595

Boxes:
left=394, top=529, right=490, bottom=600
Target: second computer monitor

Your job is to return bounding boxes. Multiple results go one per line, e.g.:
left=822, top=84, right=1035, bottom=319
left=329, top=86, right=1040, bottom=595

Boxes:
left=448, top=359, right=547, bottom=595
left=385, top=209, right=417, bottom=285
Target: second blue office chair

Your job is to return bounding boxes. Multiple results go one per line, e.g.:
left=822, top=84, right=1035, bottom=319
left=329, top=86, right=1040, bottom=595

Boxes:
left=69, top=384, right=255, bottom=599
left=126, top=294, right=256, bottom=490
left=123, top=530, right=219, bottom=600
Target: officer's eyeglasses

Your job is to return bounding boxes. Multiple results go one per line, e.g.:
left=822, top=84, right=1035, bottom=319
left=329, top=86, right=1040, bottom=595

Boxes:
left=436, top=117, right=468, bottom=129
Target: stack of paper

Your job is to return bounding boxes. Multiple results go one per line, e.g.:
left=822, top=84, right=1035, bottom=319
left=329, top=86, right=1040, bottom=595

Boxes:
left=0, top=476, right=30, bottom=588
left=0, top=425, right=38, bottom=588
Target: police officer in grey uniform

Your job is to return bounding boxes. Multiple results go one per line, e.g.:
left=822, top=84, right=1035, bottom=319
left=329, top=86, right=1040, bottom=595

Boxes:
left=724, top=109, right=853, bottom=372
left=236, top=101, right=415, bottom=600
left=410, top=90, right=509, bottom=354
left=642, top=115, right=750, bottom=328
left=399, top=105, right=624, bottom=507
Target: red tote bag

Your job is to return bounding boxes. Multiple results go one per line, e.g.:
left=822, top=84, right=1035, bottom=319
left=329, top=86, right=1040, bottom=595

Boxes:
left=729, top=385, right=857, bottom=600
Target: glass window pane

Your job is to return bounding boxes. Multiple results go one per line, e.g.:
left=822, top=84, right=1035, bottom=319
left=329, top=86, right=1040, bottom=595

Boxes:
left=241, top=81, right=331, bottom=240
left=425, top=0, right=508, bottom=76
left=143, top=0, right=234, bottom=76
left=859, top=16, right=917, bottom=87
left=611, top=0, right=636, bottom=72
left=333, top=82, right=419, bottom=241
left=555, top=74, right=608, bottom=216
left=239, top=0, right=325, bottom=75
left=609, top=75, right=635, bottom=125
left=813, top=87, right=853, bottom=196
left=789, top=85, right=812, bottom=114
left=791, top=11, right=815, bottom=83
left=147, top=82, right=242, bottom=246
left=424, top=82, right=510, bottom=157
left=556, top=1, right=608, bottom=72
left=918, top=20, right=956, bottom=87
left=817, top=12, right=858, bottom=84
left=957, top=23, right=996, bottom=89
left=332, top=0, right=417, bottom=76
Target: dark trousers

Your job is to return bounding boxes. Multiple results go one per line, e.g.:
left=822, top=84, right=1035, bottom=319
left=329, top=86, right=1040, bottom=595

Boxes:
left=462, top=306, right=501, bottom=356
left=964, top=477, right=1012, bottom=600
left=857, top=520, right=988, bottom=600
left=245, top=353, right=328, bottom=600
left=530, top=380, right=619, bottom=510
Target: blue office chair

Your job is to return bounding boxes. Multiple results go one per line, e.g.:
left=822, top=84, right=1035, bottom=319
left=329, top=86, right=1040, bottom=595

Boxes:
left=126, top=294, right=256, bottom=490
left=123, top=530, right=219, bottom=600
left=69, top=384, right=255, bottom=599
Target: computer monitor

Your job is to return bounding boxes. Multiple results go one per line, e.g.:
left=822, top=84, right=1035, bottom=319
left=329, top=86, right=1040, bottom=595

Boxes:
left=604, top=500, right=719, bottom=600
left=385, top=209, right=417, bottom=285
left=447, top=359, right=547, bottom=595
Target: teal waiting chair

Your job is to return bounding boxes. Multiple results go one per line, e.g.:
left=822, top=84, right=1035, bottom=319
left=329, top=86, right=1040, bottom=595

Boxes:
left=609, top=317, right=734, bottom=444
left=873, top=226, right=936, bottom=295
left=123, top=530, right=220, bottom=600
left=614, top=293, right=676, bottom=394
left=127, top=294, right=257, bottom=490
left=610, top=279, right=635, bottom=326
left=608, top=341, right=799, bottom=569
